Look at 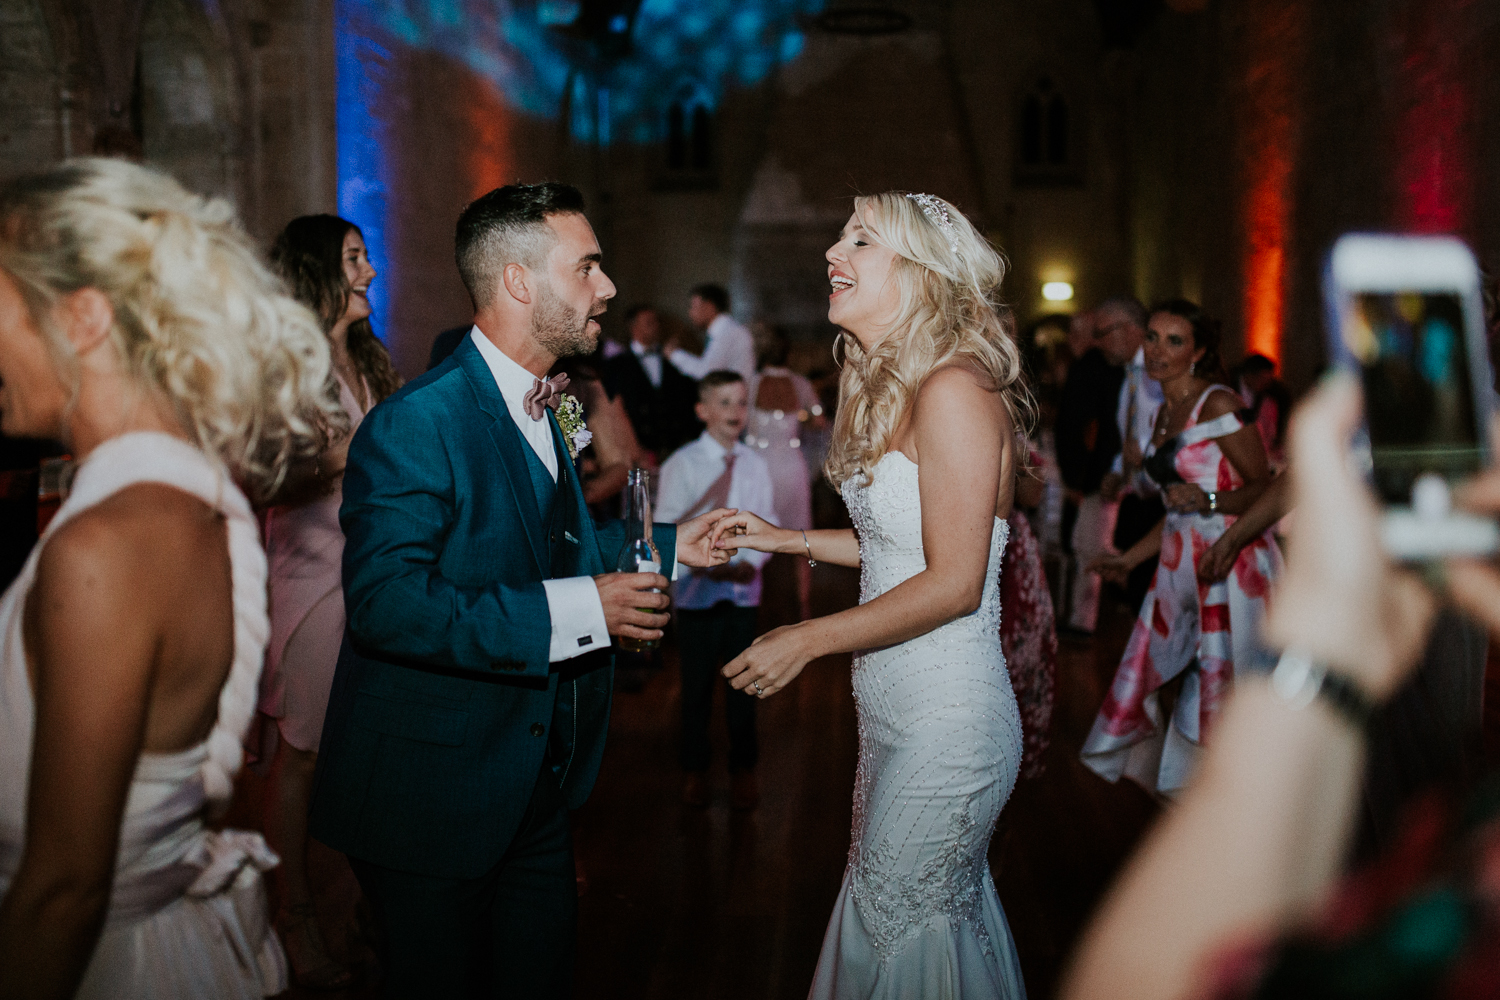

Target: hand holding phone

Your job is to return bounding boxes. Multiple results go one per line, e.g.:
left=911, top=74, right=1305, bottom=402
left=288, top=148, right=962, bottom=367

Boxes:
left=1324, top=234, right=1500, bottom=560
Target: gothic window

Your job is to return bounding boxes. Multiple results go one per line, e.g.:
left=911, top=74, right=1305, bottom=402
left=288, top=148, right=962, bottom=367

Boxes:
left=657, top=83, right=717, bottom=190
left=1016, top=75, right=1081, bottom=186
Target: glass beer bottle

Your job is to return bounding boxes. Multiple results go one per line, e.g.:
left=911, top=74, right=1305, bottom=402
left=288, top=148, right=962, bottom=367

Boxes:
left=616, top=468, right=661, bottom=653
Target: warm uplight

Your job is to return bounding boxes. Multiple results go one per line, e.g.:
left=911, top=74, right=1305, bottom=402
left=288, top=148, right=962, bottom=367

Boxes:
left=1042, top=282, right=1074, bottom=302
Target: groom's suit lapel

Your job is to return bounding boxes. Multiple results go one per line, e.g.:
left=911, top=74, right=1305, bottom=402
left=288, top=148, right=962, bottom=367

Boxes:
left=456, top=338, right=549, bottom=575
left=546, top=411, right=605, bottom=576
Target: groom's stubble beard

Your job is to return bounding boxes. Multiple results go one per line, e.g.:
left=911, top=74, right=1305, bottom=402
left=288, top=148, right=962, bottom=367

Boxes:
left=531, top=278, right=604, bottom=359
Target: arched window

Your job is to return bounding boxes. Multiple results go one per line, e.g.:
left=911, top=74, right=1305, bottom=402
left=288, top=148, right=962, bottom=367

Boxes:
left=1016, top=75, right=1080, bottom=186
left=658, top=82, right=717, bottom=190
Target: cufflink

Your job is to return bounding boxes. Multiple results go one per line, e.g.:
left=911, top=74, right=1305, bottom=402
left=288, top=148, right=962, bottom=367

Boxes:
left=578, top=636, right=594, bottom=647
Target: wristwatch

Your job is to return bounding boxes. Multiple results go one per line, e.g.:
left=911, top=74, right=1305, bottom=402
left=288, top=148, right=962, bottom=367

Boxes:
left=1269, top=649, right=1376, bottom=731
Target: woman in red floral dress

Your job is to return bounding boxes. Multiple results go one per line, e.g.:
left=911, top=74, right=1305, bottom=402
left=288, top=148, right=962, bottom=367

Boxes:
left=1082, top=301, right=1281, bottom=795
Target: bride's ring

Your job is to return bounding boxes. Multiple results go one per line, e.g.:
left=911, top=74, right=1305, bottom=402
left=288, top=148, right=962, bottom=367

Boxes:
left=751, top=680, right=764, bottom=696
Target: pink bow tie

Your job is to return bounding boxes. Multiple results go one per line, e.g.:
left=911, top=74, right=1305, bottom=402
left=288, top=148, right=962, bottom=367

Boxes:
left=522, top=373, right=570, bottom=421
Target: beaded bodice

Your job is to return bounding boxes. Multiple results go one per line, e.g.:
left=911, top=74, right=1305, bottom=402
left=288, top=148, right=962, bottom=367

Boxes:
left=844, top=452, right=1009, bottom=646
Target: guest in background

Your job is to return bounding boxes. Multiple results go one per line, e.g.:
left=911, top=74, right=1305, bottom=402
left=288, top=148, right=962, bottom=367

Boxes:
left=747, top=324, right=825, bottom=622
left=1234, top=352, right=1291, bottom=468
left=1004, top=438, right=1059, bottom=779
left=656, top=371, right=775, bottom=810
left=599, top=303, right=700, bottom=465
left=260, top=213, right=402, bottom=990
left=550, top=352, right=646, bottom=512
left=1082, top=300, right=1279, bottom=796
left=1053, top=307, right=1125, bottom=633
left=1061, top=377, right=1500, bottom=1000
left=668, top=283, right=757, bottom=384
left=0, top=157, right=338, bottom=1000
left=1096, top=295, right=1166, bottom=614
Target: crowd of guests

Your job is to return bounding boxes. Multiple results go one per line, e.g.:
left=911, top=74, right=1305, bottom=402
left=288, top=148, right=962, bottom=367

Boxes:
left=1, top=153, right=1497, bottom=1000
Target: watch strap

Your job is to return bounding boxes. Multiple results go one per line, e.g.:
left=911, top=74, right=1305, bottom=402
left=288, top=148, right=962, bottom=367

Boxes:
left=1269, top=649, right=1376, bottom=731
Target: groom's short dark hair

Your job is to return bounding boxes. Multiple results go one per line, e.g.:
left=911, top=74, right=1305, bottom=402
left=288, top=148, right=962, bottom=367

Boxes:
left=456, top=183, right=586, bottom=309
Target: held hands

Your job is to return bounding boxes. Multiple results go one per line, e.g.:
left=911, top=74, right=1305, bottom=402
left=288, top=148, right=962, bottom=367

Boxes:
left=676, top=508, right=739, bottom=568
left=722, top=622, right=816, bottom=699
left=710, top=510, right=790, bottom=556
left=1100, top=473, right=1125, bottom=503
left=594, top=572, right=671, bottom=643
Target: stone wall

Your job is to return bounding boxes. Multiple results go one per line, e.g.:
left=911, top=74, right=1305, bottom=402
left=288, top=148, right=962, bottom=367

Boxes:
left=4, top=1, right=1500, bottom=390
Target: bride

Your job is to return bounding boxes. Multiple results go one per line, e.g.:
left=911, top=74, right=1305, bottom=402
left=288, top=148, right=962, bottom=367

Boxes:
left=715, top=192, right=1029, bottom=998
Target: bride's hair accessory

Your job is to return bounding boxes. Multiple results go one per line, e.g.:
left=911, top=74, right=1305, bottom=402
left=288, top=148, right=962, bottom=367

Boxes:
left=905, top=193, right=961, bottom=257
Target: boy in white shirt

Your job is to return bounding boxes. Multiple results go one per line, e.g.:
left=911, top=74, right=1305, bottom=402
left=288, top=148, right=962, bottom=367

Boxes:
left=655, top=371, right=776, bottom=809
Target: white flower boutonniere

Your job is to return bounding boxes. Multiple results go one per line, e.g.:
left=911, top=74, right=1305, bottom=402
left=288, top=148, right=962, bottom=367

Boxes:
left=556, top=394, right=592, bottom=460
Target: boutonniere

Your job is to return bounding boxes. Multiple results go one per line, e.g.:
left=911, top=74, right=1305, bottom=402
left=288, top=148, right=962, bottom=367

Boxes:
left=556, top=394, right=593, bottom=460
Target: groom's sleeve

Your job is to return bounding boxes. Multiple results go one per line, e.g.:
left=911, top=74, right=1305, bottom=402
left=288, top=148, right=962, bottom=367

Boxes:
left=340, top=397, right=553, bottom=679
left=541, top=578, right=609, bottom=661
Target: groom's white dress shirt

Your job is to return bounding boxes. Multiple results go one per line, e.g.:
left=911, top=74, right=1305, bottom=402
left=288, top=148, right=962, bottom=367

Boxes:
left=669, top=312, right=757, bottom=385
left=470, top=328, right=609, bottom=662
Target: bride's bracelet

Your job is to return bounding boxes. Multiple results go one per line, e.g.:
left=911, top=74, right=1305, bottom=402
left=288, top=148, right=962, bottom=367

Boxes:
left=801, top=529, right=817, bottom=567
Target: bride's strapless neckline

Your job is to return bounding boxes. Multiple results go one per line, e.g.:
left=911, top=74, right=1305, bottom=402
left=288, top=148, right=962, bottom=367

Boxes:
left=869, top=449, right=1009, bottom=527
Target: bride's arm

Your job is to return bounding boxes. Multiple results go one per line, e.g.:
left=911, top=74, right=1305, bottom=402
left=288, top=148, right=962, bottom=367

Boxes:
left=712, top=513, right=861, bottom=568
left=723, top=368, right=1009, bottom=696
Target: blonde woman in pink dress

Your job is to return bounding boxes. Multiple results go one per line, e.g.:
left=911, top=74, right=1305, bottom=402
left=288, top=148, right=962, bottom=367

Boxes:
left=0, top=158, right=339, bottom=999
left=259, top=214, right=401, bottom=989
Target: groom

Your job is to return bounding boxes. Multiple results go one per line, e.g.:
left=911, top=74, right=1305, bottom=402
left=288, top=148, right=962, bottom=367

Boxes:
left=309, top=183, right=733, bottom=997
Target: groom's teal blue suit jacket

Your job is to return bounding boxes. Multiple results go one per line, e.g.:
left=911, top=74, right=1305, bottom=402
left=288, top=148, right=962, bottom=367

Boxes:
left=308, top=334, right=675, bottom=880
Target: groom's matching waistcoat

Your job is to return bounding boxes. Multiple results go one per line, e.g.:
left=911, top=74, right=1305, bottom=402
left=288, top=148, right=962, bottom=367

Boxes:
left=308, top=335, right=676, bottom=880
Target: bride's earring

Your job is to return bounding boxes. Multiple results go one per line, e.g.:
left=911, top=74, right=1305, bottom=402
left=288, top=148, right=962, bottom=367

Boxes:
left=1190, top=360, right=1197, bottom=375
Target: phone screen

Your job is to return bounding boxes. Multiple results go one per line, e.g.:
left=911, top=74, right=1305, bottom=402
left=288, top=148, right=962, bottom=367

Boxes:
left=1343, top=292, right=1482, bottom=503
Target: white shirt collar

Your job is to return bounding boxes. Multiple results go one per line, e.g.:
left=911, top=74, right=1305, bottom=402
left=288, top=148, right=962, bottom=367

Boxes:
left=468, top=326, right=559, bottom=478
left=694, top=431, right=740, bottom=461
left=630, top=339, right=659, bottom=357
left=1130, top=345, right=1146, bottom=370
left=469, top=326, right=548, bottom=403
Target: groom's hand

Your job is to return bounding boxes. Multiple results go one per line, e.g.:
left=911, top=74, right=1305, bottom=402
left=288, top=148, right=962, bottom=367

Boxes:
left=676, top=508, right=738, bottom=568
left=594, top=572, right=671, bottom=642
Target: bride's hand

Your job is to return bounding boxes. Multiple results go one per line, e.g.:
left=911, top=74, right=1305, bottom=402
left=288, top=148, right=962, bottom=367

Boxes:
left=711, top=510, right=790, bottom=555
left=722, top=622, right=815, bottom=698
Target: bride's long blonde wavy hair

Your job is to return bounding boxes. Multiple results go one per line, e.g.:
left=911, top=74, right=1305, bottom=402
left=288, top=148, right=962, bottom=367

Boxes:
left=0, top=158, right=343, bottom=505
left=824, top=192, right=1033, bottom=490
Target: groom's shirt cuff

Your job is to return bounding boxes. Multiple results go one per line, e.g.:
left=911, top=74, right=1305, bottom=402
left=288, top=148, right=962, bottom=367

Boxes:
left=543, top=576, right=610, bottom=662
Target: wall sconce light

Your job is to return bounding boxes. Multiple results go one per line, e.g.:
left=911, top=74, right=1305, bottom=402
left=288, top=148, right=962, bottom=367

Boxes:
left=1042, top=281, right=1074, bottom=302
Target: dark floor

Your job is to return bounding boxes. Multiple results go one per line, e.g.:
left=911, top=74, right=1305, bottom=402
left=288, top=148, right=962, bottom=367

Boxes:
left=232, top=560, right=1159, bottom=1000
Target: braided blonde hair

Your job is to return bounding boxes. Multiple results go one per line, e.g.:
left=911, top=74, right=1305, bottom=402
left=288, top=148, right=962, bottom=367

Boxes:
left=824, top=192, right=1033, bottom=490
left=0, top=158, right=342, bottom=504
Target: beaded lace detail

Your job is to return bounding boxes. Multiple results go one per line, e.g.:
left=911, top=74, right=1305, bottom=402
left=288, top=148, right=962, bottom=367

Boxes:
left=837, top=453, right=1021, bottom=967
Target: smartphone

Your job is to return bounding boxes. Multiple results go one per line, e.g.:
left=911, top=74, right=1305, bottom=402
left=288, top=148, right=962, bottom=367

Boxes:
left=1324, top=233, right=1500, bottom=560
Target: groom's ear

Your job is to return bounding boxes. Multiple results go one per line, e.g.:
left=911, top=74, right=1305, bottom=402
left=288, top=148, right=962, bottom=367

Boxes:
left=501, top=262, right=533, bottom=305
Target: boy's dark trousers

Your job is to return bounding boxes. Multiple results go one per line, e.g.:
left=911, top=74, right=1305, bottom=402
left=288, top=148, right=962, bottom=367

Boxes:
left=677, top=601, right=759, bottom=772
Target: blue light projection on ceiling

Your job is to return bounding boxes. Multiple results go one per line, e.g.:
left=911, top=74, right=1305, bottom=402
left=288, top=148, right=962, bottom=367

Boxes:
left=340, top=0, right=824, bottom=145
left=335, top=0, right=823, bottom=354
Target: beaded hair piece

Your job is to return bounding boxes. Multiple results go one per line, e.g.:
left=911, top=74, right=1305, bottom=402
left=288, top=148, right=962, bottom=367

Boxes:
left=905, top=192, right=961, bottom=257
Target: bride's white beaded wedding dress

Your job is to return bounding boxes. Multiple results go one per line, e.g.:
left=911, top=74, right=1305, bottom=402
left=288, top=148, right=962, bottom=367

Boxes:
left=810, top=452, right=1027, bottom=1000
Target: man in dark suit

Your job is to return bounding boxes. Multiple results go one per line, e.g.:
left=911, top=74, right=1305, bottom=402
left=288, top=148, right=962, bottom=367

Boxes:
left=309, top=183, right=735, bottom=997
left=599, top=304, right=700, bottom=463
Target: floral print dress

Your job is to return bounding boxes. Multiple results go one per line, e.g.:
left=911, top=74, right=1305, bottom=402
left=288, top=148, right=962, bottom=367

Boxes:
left=1080, top=386, right=1283, bottom=795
